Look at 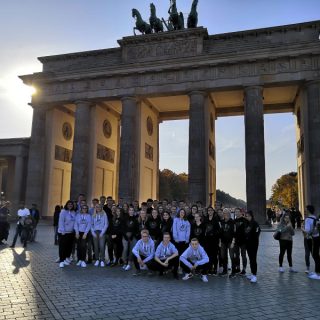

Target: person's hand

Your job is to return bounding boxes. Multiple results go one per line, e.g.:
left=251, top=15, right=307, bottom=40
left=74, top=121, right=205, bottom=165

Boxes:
left=164, top=258, right=169, bottom=265
left=192, top=263, right=198, bottom=270
left=83, top=234, right=87, bottom=240
left=75, top=233, right=79, bottom=239
left=112, top=235, right=116, bottom=239
left=137, top=257, right=142, bottom=264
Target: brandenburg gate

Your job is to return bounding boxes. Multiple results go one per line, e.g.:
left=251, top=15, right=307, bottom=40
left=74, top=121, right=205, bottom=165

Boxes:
left=15, top=20, right=320, bottom=223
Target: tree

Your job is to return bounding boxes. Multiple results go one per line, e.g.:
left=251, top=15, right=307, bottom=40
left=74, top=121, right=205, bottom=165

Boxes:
left=159, top=169, right=246, bottom=207
left=270, top=172, right=298, bottom=208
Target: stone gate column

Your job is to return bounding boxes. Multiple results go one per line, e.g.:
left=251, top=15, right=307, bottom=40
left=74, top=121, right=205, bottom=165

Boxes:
left=305, top=80, right=320, bottom=212
left=244, top=86, right=266, bottom=224
left=118, top=97, right=139, bottom=204
left=25, top=107, right=46, bottom=209
left=188, top=91, right=207, bottom=205
left=70, top=100, right=92, bottom=201
left=12, top=156, right=25, bottom=209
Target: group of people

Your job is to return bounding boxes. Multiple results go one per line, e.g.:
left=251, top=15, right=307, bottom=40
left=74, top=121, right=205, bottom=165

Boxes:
left=56, top=195, right=261, bottom=283
left=0, top=201, right=40, bottom=248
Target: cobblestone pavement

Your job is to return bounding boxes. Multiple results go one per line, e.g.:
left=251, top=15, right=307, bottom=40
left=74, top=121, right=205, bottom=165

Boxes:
left=0, top=222, right=319, bottom=320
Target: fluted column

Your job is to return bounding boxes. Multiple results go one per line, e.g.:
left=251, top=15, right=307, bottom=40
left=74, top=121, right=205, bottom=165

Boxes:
left=118, top=97, right=139, bottom=203
left=70, top=100, right=92, bottom=200
left=25, top=107, right=46, bottom=208
left=188, top=91, right=207, bottom=205
left=305, top=80, right=320, bottom=212
left=244, top=86, right=266, bottom=224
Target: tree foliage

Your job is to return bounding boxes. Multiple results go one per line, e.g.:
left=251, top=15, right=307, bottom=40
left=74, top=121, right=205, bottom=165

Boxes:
left=270, top=172, right=298, bottom=208
left=159, top=169, right=246, bottom=207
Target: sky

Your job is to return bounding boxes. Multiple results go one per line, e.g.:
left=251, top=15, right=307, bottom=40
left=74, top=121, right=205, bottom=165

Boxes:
left=0, top=0, right=319, bottom=201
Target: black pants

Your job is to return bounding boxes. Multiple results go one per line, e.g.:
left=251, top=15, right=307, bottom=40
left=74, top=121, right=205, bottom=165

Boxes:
left=59, top=233, right=75, bottom=262
left=246, top=242, right=258, bottom=275
left=220, top=242, right=236, bottom=273
left=76, top=232, right=88, bottom=261
left=111, top=235, right=123, bottom=261
left=234, top=243, right=247, bottom=272
left=133, top=254, right=157, bottom=270
left=304, top=238, right=311, bottom=268
left=11, top=224, right=23, bottom=247
left=174, top=241, right=188, bottom=256
left=180, top=259, right=209, bottom=275
left=279, top=239, right=293, bottom=267
left=204, top=238, right=219, bottom=271
left=309, top=236, right=320, bottom=274
left=155, top=256, right=179, bottom=275
left=106, top=234, right=114, bottom=262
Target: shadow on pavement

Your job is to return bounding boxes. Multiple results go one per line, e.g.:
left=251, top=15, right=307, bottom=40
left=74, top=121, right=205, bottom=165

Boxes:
left=11, top=248, right=30, bottom=274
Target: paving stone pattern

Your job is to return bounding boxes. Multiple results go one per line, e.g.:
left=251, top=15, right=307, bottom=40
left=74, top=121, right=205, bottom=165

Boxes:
left=0, top=223, right=319, bottom=320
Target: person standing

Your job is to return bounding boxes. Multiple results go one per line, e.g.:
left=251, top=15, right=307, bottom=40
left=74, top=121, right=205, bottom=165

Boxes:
left=277, top=213, right=297, bottom=273
left=53, top=205, right=61, bottom=245
left=172, top=209, right=191, bottom=255
left=74, top=205, right=92, bottom=268
left=244, top=211, right=260, bottom=283
left=304, top=205, right=320, bottom=280
left=58, top=201, right=76, bottom=268
left=91, top=204, right=109, bottom=267
left=0, top=201, right=10, bottom=244
left=10, top=203, right=30, bottom=248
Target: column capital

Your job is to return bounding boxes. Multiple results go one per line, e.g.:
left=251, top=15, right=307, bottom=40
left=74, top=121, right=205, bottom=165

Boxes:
left=120, top=96, right=139, bottom=103
left=188, top=90, right=208, bottom=98
left=304, top=79, right=320, bottom=87
left=74, top=100, right=94, bottom=107
left=244, top=85, right=264, bottom=93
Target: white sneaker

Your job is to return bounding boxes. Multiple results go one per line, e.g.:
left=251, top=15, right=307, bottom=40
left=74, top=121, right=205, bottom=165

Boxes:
left=182, top=273, right=193, bottom=281
left=100, top=261, right=105, bottom=267
left=125, top=264, right=131, bottom=271
left=308, top=273, right=320, bottom=280
left=201, top=275, right=208, bottom=282
left=55, top=257, right=60, bottom=263
left=63, top=260, right=70, bottom=266
left=76, top=260, right=82, bottom=266
left=140, top=265, right=148, bottom=270
left=250, top=275, right=257, bottom=283
left=81, top=261, right=87, bottom=268
left=59, top=262, right=65, bottom=268
left=246, top=274, right=253, bottom=280
left=278, top=267, right=284, bottom=273
left=94, top=260, right=100, bottom=267
left=66, top=257, right=72, bottom=263
left=289, top=267, right=298, bottom=273
left=122, top=264, right=127, bottom=270
left=305, top=269, right=310, bottom=274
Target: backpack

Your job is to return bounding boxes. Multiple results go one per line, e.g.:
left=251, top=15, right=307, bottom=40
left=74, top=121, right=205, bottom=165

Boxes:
left=308, top=217, right=320, bottom=236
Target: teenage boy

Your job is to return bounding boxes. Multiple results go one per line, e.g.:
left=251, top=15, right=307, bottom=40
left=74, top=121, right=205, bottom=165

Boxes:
left=180, top=238, right=210, bottom=282
left=132, top=229, right=156, bottom=275
left=154, top=232, right=179, bottom=279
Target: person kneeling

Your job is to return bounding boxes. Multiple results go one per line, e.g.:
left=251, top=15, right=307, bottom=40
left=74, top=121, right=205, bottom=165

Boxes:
left=155, top=232, right=179, bottom=279
left=180, top=238, right=209, bottom=282
left=132, top=229, right=156, bottom=275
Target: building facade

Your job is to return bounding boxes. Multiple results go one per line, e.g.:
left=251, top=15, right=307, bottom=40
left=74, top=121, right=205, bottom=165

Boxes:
left=1, top=21, right=320, bottom=223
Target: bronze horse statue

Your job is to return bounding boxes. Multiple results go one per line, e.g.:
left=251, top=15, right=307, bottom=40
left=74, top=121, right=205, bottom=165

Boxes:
left=132, top=8, right=152, bottom=35
left=150, top=3, right=163, bottom=33
left=168, top=0, right=180, bottom=30
left=187, top=0, right=198, bottom=28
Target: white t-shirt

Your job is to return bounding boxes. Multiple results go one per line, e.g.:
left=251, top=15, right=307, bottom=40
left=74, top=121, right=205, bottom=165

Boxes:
left=17, top=208, right=30, bottom=218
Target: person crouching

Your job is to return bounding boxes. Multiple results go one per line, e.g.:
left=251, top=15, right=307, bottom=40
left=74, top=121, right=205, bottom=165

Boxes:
left=180, top=238, right=210, bottom=282
left=154, top=232, right=179, bottom=279
left=132, top=229, right=156, bottom=276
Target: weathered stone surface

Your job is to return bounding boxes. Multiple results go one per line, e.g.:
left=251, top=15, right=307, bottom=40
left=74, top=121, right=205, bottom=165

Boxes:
left=188, top=91, right=207, bottom=205
left=118, top=97, right=139, bottom=203
left=244, top=86, right=266, bottom=224
left=70, top=101, right=92, bottom=200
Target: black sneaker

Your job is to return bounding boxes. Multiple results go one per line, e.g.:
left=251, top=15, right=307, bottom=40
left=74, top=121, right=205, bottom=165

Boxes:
left=239, top=270, right=246, bottom=276
left=159, top=271, right=164, bottom=276
left=229, top=273, right=236, bottom=279
left=212, top=270, right=218, bottom=276
left=219, top=271, right=228, bottom=277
